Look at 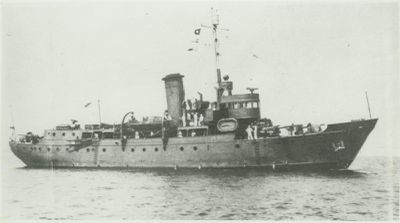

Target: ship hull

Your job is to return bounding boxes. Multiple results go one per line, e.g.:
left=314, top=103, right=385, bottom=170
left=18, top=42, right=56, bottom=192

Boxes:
left=9, top=119, right=377, bottom=170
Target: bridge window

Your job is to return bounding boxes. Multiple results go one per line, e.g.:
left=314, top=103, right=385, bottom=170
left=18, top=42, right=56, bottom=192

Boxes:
left=56, top=147, right=60, bottom=152
left=252, top=102, right=258, bottom=108
left=234, top=103, right=240, bottom=109
left=72, top=132, right=75, bottom=136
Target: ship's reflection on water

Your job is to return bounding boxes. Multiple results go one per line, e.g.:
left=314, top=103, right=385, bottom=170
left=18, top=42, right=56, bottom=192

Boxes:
left=20, top=164, right=370, bottom=179
left=3, top=157, right=399, bottom=220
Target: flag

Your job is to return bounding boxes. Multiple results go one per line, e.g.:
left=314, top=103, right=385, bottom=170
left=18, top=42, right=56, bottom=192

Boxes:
left=10, top=126, right=15, bottom=130
left=187, top=48, right=194, bottom=51
left=84, top=102, right=91, bottom=108
left=194, top=28, right=201, bottom=35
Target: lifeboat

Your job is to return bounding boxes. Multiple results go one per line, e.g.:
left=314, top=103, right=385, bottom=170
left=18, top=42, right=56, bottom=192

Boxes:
left=217, top=118, right=238, bottom=132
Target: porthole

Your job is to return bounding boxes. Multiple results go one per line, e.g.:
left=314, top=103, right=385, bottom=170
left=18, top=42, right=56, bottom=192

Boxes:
left=38, top=147, right=42, bottom=151
left=131, top=148, right=135, bottom=152
left=72, top=132, right=75, bottom=136
left=52, top=132, right=56, bottom=136
left=142, top=148, right=146, bottom=152
left=86, top=148, right=90, bottom=152
left=30, top=147, right=33, bottom=150
left=48, top=132, right=50, bottom=135
left=180, top=147, right=184, bottom=151
left=155, top=147, right=158, bottom=152
left=122, top=148, right=125, bottom=152
left=47, top=148, right=51, bottom=152
left=163, top=147, right=167, bottom=151
left=33, top=147, right=36, bottom=151
left=193, top=146, right=198, bottom=151
left=91, top=148, right=95, bottom=152
left=56, top=147, right=60, bottom=152
left=102, top=148, right=106, bottom=152
left=62, top=132, right=66, bottom=136
left=235, top=144, right=240, bottom=148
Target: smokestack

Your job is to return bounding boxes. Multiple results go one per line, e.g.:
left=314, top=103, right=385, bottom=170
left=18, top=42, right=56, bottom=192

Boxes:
left=162, top=73, right=185, bottom=126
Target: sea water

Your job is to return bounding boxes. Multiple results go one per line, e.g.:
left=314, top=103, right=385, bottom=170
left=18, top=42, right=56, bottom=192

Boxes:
left=1, top=156, right=399, bottom=220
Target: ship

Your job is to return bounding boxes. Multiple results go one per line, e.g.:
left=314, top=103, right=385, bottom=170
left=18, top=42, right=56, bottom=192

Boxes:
left=9, top=10, right=377, bottom=170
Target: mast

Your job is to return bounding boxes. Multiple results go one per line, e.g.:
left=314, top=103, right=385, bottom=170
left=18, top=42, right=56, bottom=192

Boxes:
left=365, top=91, right=372, bottom=119
left=202, top=8, right=227, bottom=107
left=211, top=8, right=222, bottom=85
left=201, top=8, right=229, bottom=107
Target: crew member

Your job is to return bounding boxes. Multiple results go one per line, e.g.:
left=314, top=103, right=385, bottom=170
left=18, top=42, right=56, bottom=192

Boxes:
left=306, top=123, right=314, bottom=134
left=253, top=123, right=258, bottom=139
left=194, top=112, right=198, bottom=127
left=288, top=124, right=294, bottom=136
left=295, top=125, right=303, bottom=135
left=182, top=100, right=187, bottom=111
left=186, top=112, right=191, bottom=125
left=199, top=114, right=204, bottom=126
left=130, top=113, right=136, bottom=122
left=182, top=113, right=186, bottom=127
left=163, top=110, right=172, bottom=121
left=187, top=99, right=192, bottom=110
left=246, top=125, right=253, bottom=140
left=122, top=135, right=127, bottom=147
left=273, top=126, right=281, bottom=136
left=189, top=112, right=194, bottom=126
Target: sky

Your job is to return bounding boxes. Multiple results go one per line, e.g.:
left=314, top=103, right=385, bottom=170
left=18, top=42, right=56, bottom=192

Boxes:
left=1, top=0, right=399, bottom=161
